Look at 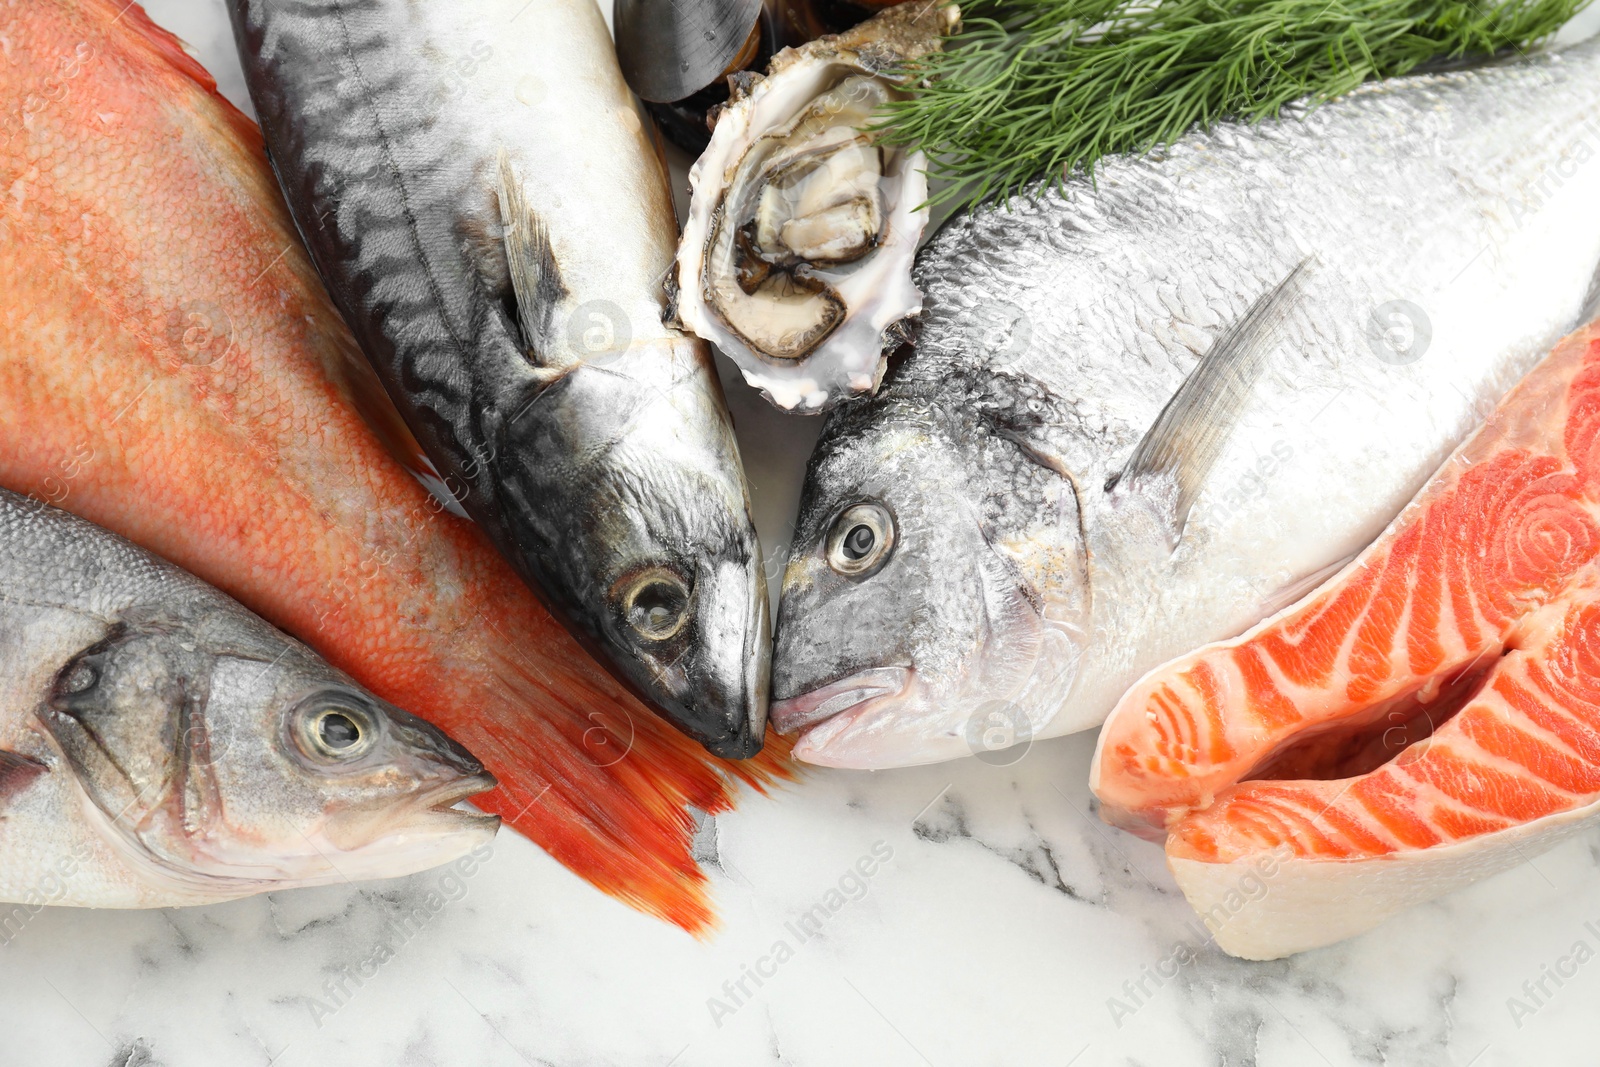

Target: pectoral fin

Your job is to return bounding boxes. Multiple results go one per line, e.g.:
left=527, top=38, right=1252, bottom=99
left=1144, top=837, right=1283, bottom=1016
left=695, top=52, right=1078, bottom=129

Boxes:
left=1107, top=257, right=1315, bottom=544
left=496, top=150, right=568, bottom=367
left=1574, top=253, right=1600, bottom=331
left=0, top=750, right=46, bottom=804
left=1258, top=552, right=1358, bottom=618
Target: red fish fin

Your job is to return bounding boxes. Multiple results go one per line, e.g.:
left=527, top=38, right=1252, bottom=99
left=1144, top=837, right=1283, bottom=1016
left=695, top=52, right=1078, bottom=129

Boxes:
left=91, top=0, right=263, bottom=151
left=441, top=646, right=794, bottom=934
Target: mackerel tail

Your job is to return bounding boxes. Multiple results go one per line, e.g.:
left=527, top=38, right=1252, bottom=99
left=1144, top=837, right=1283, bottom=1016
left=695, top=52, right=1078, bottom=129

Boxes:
left=227, top=0, right=770, bottom=757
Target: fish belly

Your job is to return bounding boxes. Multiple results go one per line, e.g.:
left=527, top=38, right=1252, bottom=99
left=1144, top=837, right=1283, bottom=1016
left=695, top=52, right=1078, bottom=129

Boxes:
left=1092, top=317, right=1600, bottom=958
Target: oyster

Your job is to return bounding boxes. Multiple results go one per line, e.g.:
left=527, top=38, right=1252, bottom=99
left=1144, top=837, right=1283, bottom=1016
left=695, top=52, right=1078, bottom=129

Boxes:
left=674, top=1, right=958, bottom=412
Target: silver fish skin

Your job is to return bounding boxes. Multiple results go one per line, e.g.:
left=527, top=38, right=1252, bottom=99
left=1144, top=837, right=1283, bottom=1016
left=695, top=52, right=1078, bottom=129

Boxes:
left=226, top=0, right=770, bottom=758
left=0, top=491, right=498, bottom=908
left=772, top=40, right=1600, bottom=768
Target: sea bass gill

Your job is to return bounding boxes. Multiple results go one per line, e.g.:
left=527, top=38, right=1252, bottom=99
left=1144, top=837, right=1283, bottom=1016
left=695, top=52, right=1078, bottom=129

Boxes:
left=0, top=0, right=786, bottom=931
left=772, top=38, right=1600, bottom=768
left=0, top=490, right=496, bottom=908
left=227, top=0, right=771, bottom=758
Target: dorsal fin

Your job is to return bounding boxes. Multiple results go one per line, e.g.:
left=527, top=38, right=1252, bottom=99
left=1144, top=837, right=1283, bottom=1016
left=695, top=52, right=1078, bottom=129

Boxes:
left=496, top=151, right=569, bottom=365
left=96, top=0, right=263, bottom=151
left=1574, top=252, right=1600, bottom=331
left=1107, top=257, right=1316, bottom=543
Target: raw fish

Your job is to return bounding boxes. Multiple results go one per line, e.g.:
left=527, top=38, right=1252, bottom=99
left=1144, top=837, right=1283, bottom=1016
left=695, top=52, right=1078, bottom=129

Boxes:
left=0, top=0, right=787, bottom=931
left=1094, top=317, right=1600, bottom=959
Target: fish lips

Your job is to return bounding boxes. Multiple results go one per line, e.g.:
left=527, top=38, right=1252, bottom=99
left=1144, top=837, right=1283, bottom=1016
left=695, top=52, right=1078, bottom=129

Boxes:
left=771, top=666, right=910, bottom=740
left=325, top=770, right=501, bottom=857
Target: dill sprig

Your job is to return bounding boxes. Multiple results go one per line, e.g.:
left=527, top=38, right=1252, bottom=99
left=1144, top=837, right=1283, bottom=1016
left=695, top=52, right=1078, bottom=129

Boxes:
left=880, top=0, right=1589, bottom=209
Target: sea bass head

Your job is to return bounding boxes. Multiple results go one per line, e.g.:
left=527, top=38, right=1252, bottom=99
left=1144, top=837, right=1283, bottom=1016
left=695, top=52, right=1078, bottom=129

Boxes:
left=41, top=608, right=498, bottom=898
left=772, top=371, right=1091, bottom=768
left=505, top=339, right=770, bottom=759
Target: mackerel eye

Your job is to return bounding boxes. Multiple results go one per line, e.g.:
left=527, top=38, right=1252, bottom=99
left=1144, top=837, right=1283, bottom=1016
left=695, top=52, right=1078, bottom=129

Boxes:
left=292, top=697, right=379, bottom=764
left=826, top=501, right=895, bottom=578
left=620, top=568, right=691, bottom=642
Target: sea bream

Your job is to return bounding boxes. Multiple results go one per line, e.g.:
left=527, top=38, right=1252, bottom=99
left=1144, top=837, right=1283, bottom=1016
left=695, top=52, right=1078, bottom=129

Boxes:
left=0, top=0, right=787, bottom=933
left=0, top=490, right=497, bottom=908
left=1093, top=315, right=1600, bottom=959
left=227, top=0, right=770, bottom=757
left=772, top=38, right=1600, bottom=768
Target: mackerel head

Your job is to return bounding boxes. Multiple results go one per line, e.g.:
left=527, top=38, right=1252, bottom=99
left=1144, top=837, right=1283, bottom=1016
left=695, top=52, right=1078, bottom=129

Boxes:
left=227, top=0, right=769, bottom=756
left=772, top=39, right=1600, bottom=767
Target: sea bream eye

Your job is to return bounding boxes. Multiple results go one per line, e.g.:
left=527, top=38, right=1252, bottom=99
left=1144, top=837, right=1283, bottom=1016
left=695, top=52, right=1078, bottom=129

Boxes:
left=620, top=568, right=691, bottom=642
left=826, top=501, right=894, bottom=578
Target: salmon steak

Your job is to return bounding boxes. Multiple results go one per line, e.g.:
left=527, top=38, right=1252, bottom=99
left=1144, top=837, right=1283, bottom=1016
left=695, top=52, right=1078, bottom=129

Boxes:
left=0, top=0, right=788, bottom=931
left=1092, top=315, right=1600, bottom=959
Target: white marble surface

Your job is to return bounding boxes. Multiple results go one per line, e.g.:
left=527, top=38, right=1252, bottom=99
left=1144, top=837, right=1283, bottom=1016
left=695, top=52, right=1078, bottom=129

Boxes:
left=10, top=3, right=1600, bottom=1065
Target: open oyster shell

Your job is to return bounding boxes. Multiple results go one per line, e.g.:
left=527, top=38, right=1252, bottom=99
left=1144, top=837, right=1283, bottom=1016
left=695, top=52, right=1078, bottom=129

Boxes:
left=673, top=2, right=959, bottom=413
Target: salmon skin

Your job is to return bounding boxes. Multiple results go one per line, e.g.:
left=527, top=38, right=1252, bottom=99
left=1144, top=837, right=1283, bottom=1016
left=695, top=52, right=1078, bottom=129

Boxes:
left=1092, top=317, right=1600, bottom=959
left=226, top=0, right=771, bottom=759
left=0, top=0, right=788, bottom=932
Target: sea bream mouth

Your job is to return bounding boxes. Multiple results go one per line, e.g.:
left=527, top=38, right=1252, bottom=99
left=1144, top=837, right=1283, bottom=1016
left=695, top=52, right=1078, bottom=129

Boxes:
left=771, top=666, right=911, bottom=737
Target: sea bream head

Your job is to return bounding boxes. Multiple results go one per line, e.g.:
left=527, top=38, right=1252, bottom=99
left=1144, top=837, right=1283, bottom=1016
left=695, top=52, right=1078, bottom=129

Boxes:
left=770, top=224, right=1314, bottom=768
left=771, top=365, right=1096, bottom=768
left=40, top=606, right=499, bottom=901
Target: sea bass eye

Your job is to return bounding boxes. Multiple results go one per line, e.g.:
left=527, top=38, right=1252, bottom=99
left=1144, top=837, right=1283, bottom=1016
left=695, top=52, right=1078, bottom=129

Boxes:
left=319, top=711, right=361, bottom=750
left=291, top=696, right=379, bottom=764
left=620, top=568, right=691, bottom=642
left=826, top=501, right=895, bottom=578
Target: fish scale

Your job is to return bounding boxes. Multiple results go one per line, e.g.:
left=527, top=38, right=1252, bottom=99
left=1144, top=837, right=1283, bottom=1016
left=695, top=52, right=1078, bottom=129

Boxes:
left=1093, top=319, right=1600, bottom=959
left=772, top=36, right=1600, bottom=769
left=0, top=0, right=787, bottom=932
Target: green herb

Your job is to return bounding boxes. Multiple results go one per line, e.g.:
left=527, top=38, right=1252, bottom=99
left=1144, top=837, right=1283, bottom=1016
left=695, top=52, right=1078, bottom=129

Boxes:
left=879, top=0, right=1589, bottom=209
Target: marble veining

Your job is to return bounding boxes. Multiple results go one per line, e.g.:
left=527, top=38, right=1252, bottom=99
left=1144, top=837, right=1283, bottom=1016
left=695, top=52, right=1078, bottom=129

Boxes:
left=4, top=2, right=1600, bottom=1064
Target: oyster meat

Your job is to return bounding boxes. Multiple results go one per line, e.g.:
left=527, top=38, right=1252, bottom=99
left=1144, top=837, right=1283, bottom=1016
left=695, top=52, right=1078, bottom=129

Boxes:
left=674, top=2, right=958, bottom=412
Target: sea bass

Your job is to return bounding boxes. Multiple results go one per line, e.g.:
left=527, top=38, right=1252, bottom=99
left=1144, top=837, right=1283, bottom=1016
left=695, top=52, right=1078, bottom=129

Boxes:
left=227, top=0, right=770, bottom=757
left=0, top=490, right=496, bottom=908
left=1093, top=316, right=1600, bottom=960
left=771, top=38, right=1600, bottom=768
left=0, top=0, right=785, bottom=931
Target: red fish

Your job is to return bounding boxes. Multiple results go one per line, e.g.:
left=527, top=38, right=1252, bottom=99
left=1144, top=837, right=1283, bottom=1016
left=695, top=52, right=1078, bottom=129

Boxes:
left=1093, top=317, right=1600, bottom=958
left=0, top=0, right=790, bottom=932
